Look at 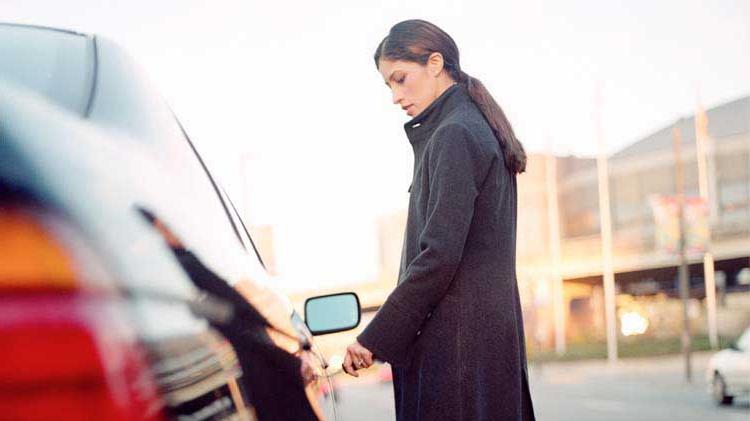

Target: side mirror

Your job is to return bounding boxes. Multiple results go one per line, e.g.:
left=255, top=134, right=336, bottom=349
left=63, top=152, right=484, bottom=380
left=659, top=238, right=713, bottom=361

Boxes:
left=304, top=292, right=361, bottom=336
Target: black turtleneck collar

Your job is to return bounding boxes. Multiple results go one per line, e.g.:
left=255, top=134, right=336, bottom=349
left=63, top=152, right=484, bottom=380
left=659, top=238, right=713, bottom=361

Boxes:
left=403, top=83, right=470, bottom=145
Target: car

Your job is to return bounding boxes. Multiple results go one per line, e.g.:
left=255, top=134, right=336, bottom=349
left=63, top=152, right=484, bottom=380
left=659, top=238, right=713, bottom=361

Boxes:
left=706, top=325, right=750, bottom=406
left=0, top=22, right=360, bottom=420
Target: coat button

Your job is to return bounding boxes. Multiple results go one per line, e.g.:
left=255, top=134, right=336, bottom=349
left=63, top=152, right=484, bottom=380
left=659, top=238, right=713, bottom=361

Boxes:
left=416, top=330, right=422, bottom=336
left=427, top=312, right=432, bottom=319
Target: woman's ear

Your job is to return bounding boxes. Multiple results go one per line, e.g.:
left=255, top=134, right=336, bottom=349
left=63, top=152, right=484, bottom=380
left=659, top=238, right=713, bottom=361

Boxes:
left=427, top=52, right=445, bottom=78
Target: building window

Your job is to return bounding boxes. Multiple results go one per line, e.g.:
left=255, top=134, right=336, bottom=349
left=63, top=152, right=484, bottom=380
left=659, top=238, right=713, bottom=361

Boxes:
left=560, top=185, right=600, bottom=238
left=717, top=151, right=749, bottom=213
left=612, top=174, right=642, bottom=228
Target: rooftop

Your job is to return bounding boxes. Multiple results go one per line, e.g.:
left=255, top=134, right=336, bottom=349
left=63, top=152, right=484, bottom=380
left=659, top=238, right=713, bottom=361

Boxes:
left=612, top=95, right=750, bottom=160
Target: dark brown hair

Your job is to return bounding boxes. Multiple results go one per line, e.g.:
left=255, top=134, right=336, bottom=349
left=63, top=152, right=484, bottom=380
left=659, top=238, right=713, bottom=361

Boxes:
left=375, top=19, right=526, bottom=174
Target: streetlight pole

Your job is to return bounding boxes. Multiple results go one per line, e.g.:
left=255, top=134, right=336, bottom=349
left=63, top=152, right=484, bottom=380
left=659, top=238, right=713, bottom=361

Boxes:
left=694, top=105, right=719, bottom=349
left=594, top=86, right=618, bottom=364
left=673, top=125, right=693, bottom=382
left=545, top=151, right=566, bottom=356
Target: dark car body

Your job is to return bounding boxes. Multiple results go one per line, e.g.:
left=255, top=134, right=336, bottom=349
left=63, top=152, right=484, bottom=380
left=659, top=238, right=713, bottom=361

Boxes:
left=0, top=23, right=345, bottom=420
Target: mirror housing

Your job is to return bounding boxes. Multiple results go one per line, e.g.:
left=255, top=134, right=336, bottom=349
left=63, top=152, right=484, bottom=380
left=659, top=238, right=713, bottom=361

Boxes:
left=304, top=292, right=361, bottom=336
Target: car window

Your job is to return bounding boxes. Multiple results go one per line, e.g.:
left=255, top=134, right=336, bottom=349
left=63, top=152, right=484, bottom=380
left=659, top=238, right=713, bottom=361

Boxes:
left=0, top=24, right=93, bottom=115
left=217, top=187, right=284, bottom=290
left=219, top=187, right=266, bottom=266
left=84, top=36, right=246, bottom=279
left=85, top=37, right=187, bottom=146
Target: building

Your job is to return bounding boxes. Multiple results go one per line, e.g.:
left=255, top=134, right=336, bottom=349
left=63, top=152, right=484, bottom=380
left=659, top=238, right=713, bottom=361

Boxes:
left=518, top=95, right=750, bottom=346
left=558, top=96, right=749, bottom=292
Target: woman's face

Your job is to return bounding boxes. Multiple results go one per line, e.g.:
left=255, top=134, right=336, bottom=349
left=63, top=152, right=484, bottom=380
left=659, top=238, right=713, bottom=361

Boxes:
left=378, top=57, right=442, bottom=118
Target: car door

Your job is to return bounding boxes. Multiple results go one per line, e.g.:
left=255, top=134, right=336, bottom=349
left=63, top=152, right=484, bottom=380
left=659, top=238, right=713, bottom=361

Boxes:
left=219, top=187, right=340, bottom=420
left=725, top=328, right=750, bottom=391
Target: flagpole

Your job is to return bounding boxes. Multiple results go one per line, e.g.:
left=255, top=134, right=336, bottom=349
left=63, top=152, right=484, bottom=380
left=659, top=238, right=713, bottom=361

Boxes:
left=594, top=84, right=618, bottom=364
left=544, top=142, right=566, bottom=355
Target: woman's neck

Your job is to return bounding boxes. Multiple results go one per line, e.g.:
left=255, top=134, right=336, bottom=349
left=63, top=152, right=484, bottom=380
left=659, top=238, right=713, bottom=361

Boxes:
left=434, top=78, right=457, bottom=101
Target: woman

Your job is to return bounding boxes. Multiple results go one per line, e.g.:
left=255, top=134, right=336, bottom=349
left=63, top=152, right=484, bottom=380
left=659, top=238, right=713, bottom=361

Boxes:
left=342, top=20, right=535, bottom=420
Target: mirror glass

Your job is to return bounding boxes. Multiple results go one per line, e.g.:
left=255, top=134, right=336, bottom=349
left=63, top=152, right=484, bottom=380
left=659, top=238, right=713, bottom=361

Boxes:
left=305, top=293, right=360, bottom=335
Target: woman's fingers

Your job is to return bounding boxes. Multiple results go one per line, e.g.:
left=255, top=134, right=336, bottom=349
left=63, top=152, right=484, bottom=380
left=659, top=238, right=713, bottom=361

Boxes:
left=342, top=350, right=359, bottom=377
left=300, top=356, right=315, bottom=385
left=359, top=343, right=374, bottom=366
left=350, top=348, right=368, bottom=371
left=355, top=352, right=372, bottom=368
left=342, top=342, right=376, bottom=376
left=349, top=342, right=374, bottom=368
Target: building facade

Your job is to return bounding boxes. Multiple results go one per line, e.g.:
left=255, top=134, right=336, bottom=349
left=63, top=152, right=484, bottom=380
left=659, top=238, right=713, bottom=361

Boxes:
left=517, top=95, right=750, bottom=347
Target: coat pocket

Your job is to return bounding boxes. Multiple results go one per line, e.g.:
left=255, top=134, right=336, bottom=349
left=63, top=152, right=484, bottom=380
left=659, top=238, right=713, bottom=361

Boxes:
left=404, top=293, right=462, bottom=412
left=408, top=293, right=460, bottom=365
left=426, top=293, right=460, bottom=337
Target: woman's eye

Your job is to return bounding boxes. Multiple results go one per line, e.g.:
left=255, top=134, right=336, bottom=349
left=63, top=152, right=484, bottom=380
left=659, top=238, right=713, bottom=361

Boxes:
left=395, top=76, right=405, bottom=84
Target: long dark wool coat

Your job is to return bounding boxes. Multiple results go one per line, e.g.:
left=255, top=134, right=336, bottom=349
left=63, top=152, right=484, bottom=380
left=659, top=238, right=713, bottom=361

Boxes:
left=358, top=84, right=535, bottom=420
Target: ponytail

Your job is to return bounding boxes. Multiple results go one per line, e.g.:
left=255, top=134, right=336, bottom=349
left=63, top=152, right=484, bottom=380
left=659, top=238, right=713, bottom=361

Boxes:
left=457, top=71, right=526, bottom=174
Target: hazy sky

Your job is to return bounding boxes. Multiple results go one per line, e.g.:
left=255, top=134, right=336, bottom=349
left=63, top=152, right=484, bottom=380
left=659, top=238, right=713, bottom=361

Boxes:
left=4, top=1, right=749, bottom=288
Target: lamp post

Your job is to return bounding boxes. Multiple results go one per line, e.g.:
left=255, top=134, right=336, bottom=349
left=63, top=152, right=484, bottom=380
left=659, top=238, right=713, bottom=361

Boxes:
left=694, top=104, right=719, bottom=349
left=594, top=85, right=618, bottom=364
left=673, top=125, right=693, bottom=382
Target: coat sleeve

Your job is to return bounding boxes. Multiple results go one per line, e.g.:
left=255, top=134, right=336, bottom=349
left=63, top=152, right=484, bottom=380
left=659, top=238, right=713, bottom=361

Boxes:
left=357, top=123, right=491, bottom=365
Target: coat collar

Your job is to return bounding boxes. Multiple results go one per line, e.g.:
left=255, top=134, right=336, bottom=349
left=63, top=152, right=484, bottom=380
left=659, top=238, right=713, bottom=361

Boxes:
left=403, top=83, right=469, bottom=146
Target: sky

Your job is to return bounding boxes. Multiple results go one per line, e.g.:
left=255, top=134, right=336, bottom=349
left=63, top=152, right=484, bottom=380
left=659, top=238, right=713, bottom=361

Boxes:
left=3, top=0, right=749, bottom=289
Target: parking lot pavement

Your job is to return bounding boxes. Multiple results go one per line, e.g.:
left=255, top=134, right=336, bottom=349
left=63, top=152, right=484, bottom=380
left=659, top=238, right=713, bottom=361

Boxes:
left=332, top=351, right=749, bottom=421
left=530, top=351, right=749, bottom=421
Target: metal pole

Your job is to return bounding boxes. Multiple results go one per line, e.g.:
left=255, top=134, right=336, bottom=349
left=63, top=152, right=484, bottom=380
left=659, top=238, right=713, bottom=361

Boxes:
left=673, top=125, right=693, bottom=382
left=545, top=151, right=566, bottom=355
left=594, top=86, right=618, bottom=364
left=694, top=106, right=719, bottom=349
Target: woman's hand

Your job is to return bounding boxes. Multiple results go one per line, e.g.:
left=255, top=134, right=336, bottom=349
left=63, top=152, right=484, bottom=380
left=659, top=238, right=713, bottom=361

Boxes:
left=298, top=351, right=318, bottom=385
left=342, top=341, right=374, bottom=377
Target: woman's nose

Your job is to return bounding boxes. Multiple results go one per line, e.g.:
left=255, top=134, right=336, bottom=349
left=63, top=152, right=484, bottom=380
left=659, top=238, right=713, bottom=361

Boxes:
left=392, top=89, right=403, bottom=105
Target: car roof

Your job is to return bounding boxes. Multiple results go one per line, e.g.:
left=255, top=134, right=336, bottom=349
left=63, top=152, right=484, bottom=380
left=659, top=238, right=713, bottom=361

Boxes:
left=0, top=22, right=89, bottom=37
